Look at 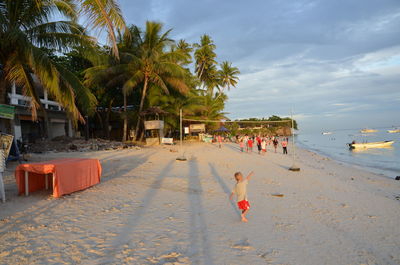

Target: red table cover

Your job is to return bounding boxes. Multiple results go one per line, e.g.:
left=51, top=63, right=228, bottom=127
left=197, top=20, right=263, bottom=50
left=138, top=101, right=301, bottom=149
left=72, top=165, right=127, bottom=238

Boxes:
left=15, top=158, right=101, bottom=197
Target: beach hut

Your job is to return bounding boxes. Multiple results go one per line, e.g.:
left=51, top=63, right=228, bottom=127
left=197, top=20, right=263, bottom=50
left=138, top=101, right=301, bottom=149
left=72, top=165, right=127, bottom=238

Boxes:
left=142, top=107, right=167, bottom=145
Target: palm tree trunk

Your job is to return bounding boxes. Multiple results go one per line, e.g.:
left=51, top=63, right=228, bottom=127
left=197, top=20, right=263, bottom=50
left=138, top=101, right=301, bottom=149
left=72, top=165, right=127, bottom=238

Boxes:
left=122, top=91, right=127, bottom=142
left=105, top=99, right=113, bottom=140
left=135, top=77, right=149, bottom=141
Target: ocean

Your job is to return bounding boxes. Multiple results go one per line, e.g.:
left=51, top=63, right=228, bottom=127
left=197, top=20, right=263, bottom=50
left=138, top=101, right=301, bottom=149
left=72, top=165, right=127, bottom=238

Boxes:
left=296, top=128, right=400, bottom=179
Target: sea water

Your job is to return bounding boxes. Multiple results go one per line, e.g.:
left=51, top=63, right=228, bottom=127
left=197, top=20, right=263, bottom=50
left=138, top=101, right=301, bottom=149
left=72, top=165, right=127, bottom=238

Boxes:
left=297, top=128, right=400, bottom=179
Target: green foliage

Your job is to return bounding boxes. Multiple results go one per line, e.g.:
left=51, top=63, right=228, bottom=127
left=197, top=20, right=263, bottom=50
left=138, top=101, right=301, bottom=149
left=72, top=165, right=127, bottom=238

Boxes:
left=0, top=1, right=240, bottom=136
left=0, top=0, right=98, bottom=122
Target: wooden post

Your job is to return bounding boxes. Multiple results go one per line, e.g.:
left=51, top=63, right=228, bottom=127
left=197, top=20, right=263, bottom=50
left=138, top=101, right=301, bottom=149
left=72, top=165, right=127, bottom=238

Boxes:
left=0, top=150, right=5, bottom=202
left=25, top=171, right=29, bottom=196
left=176, top=108, right=187, bottom=161
left=289, top=109, right=300, bottom=172
left=0, top=172, right=5, bottom=203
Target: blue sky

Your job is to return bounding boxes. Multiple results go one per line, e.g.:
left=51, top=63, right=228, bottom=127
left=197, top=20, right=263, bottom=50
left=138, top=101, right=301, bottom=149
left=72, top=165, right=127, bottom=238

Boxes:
left=118, top=0, right=400, bottom=132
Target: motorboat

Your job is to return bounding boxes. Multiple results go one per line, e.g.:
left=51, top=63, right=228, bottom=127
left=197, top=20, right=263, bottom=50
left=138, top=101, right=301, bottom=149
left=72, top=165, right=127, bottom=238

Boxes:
left=387, top=129, right=400, bottom=133
left=348, top=140, right=394, bottom=149
left=322, top=132, right=332, bottom=135
left=360, top=128, right=377, bottom=133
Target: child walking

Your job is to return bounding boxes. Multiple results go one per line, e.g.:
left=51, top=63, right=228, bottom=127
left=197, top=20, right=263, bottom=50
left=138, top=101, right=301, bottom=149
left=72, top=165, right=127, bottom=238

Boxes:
left=230, top=171, right=254, bottom=222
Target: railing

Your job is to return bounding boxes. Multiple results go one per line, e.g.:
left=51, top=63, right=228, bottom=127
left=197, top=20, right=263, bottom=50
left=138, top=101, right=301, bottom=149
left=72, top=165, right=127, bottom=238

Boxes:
left=8, top=93, right=62, bottom=111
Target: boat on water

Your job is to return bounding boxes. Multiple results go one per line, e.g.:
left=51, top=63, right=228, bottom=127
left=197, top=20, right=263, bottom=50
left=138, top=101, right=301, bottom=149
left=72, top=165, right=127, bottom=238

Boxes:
left=360, top=128, right=377, bottom=133
left=387, top=129, right=400, bottom=133
left=322, top=132, right=332, bottom=135
left=348, top=140, right=394, bottom=149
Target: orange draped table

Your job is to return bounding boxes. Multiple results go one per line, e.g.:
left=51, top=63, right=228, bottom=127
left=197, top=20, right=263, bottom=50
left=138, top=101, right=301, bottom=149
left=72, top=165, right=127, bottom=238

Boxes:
left=15, top=158, right=102, bottom=198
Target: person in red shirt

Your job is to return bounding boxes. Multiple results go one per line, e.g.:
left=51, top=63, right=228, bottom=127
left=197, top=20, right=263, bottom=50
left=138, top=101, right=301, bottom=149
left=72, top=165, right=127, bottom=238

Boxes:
left=281, top=139, right=288, bottom=154
left=256, top=136, right=262, bottom=154
left=247, top=138, right=253, bottom=153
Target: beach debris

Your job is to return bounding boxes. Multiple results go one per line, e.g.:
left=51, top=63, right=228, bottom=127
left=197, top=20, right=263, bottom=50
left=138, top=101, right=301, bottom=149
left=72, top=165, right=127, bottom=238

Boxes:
left=271, top=193, right=284, bottom=197
left=232, top=238, right=253, bottom=250
left=258, top=249, right=279, bottom=261
left=147, top=252, right=187, bottom=264
left=26, top=137, right=139, bottom=153
left=395, top=176, right=400, bottom=180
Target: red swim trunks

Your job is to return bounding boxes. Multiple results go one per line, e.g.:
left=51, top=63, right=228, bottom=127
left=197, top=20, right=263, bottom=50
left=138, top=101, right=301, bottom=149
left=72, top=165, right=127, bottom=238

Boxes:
left=237, top=200, right=250, bottom=210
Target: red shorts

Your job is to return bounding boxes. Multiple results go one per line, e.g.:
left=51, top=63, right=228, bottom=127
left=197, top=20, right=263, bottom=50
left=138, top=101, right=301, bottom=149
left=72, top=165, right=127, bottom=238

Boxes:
left=237, top=200, right=250, bottom=210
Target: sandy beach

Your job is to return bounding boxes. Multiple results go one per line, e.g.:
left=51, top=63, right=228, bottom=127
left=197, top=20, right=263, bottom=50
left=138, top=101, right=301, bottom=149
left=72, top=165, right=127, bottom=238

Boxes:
left=1, top=142, right=399, bottom=265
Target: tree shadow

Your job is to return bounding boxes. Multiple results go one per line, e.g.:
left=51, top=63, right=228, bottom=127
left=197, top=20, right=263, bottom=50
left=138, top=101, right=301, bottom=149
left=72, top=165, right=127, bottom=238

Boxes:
left=187, top=160, right=215, bottom=265
left=92, top=159, right=176, bottom=264
left=208, top=163, right=241, bottom=218
left=99, top=151, right=156, bottom=183
left=0, top=150, right=156, bottom=221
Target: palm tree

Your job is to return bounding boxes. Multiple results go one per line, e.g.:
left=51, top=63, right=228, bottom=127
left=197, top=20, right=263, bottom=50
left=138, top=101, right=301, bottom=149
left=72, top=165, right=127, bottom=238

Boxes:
left=85, top=21, right=190, bottom=141
left=80, top=0, right=127, bottom=60
left=194, top=34, right=217, bottom=92
left=0, top=0, right=97, bottom=122
left=218, top=61, right=240, bottom=93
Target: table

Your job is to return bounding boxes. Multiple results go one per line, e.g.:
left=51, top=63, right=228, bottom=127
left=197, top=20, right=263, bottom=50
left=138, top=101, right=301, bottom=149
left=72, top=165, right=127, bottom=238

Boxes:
left=15, top=158, right=102, bottom=198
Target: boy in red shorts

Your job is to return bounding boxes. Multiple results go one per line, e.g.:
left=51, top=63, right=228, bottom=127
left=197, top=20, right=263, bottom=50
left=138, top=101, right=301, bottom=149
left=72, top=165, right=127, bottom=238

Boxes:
left=230, top=171, right=254, bottom=222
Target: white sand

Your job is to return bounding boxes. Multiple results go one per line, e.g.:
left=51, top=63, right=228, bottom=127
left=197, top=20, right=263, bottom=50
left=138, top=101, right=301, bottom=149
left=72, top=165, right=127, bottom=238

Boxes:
left=0, top=142, right=399, bottom=264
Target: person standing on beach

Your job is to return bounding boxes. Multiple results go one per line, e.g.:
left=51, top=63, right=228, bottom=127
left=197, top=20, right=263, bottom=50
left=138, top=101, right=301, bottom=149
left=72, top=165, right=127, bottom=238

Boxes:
left=217, top=135, right=223, bottom=148
left=239, top=139, right=244, bottom=152
left=281, top=138, right=288, bottom=154
left=243, top=134, right=249, bottom=152
left=256, top=135, right=262, bottom=154
left=261, top=138, right=267, bottom=155
left=230, top=171, right=254, bottom=222
left=272, top=137, right=278, bottom=153
left=247, top=138, right=253, bottom=153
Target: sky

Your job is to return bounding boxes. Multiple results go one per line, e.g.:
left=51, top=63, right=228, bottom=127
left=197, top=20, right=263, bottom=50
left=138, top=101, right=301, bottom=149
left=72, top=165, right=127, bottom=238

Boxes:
left=118, top=0, right=400, bottom=133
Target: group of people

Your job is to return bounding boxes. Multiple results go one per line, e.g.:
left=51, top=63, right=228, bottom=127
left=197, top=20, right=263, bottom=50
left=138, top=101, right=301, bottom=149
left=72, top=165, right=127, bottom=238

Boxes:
left=238, top=135, right=289, bottom=155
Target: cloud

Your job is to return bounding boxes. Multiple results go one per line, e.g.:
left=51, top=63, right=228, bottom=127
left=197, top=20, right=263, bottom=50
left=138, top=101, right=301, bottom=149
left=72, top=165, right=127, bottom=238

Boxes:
left=119, top=0, right=400, bottom=132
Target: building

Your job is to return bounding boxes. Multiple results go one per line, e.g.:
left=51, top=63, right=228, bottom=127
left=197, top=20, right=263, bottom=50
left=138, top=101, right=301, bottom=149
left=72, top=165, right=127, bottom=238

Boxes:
left=0, top=79, right=74, bottom=143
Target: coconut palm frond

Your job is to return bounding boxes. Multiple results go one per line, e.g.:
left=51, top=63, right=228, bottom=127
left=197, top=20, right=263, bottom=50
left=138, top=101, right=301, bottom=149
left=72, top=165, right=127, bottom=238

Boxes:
left=80, top=0, right=126, bottom=59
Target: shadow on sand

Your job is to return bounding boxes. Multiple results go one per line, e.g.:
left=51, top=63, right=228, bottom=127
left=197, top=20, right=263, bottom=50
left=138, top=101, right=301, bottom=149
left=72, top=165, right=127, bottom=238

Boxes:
left=187, top=160, right=215, bottom=265
left=93, top=159, right=176, bottom=263
left=208, top=163, right=241, bottom=218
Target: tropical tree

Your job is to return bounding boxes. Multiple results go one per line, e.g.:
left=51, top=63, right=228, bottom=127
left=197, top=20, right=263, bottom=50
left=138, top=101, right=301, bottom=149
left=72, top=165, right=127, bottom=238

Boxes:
left=0, top=0, right=97, bottom=122
left=85, top=21, right=190, bottom=141
left=194, top=34, right=217, bottom=92
left=218, top=61, right=240, bottom=93
left=79, top=0, right=127, bottom=60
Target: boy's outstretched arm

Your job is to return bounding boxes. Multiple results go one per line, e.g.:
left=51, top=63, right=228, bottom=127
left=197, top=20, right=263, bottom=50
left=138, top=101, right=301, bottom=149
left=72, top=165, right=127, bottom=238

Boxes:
left=246, top=171, right=254, bottom=180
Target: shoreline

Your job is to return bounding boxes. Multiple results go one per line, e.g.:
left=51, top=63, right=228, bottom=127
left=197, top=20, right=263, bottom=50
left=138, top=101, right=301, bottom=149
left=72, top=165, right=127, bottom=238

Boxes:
left=1, top=142, right=399, bottom=264
left=297, top=140, right=399, bottom=180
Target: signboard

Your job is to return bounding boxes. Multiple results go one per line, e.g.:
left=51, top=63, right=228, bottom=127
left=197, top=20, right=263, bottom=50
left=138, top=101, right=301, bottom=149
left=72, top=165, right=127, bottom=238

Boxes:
left=144, top=120, right=164, bottom=130
left=189, top=124, right=205, bottom=133
left=161, top=138, right=174, bottom=145
left=0, top=104, right=15, bottom=120
left=184, top=127, right=189, bottom=134
left=0, top=133, right=14, bottom=160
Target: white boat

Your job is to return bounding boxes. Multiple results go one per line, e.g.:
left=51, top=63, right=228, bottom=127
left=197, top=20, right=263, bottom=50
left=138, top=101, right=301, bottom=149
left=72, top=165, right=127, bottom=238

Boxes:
left=322, top=132, right=332, bottom=135
left=387, top=129, right=400, bottom=133
left=360, top=128, right=377, bottom=133
left=349, top=140, right=394, bottom=149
